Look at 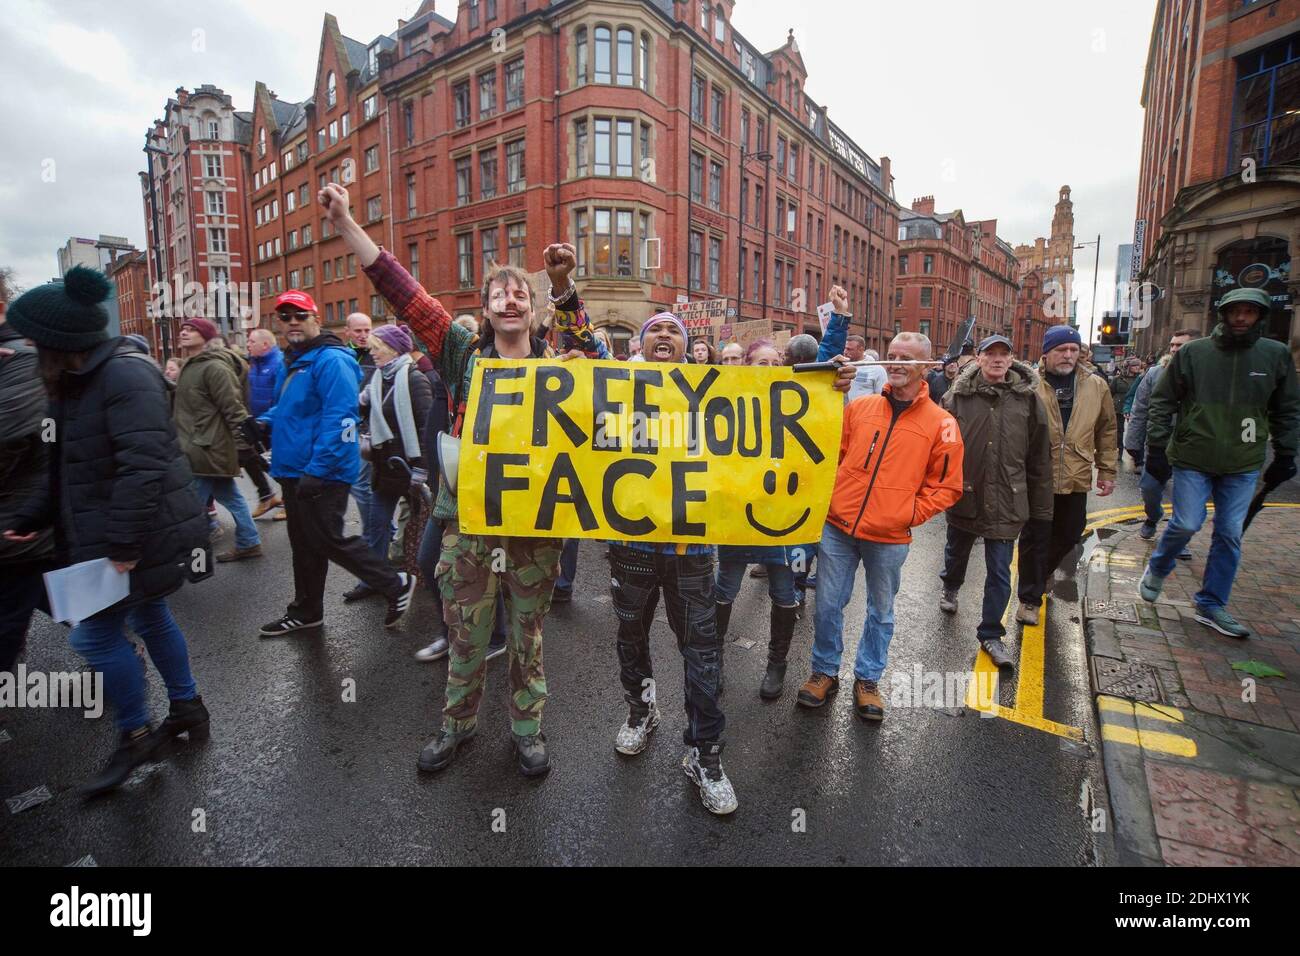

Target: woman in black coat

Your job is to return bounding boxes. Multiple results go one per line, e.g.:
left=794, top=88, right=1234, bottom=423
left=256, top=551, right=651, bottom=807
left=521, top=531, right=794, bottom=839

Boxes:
left=3, top=268, right=210, bottom=796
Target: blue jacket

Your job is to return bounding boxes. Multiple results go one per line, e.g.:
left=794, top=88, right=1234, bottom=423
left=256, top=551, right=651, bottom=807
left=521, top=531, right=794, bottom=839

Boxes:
left=246, top=345, right=283, bottom=419
left=259, top=333, right=364, bottom=483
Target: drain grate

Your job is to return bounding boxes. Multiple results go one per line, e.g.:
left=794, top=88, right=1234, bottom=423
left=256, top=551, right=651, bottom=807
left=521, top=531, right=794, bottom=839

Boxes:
left=1091, top=658, right=1165, bottom=703
left=1085, top=598, right=1139, bottom=623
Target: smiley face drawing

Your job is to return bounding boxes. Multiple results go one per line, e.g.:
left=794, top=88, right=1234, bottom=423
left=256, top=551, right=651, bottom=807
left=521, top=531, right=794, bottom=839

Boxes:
left=745, top=468, right=812, bottom=537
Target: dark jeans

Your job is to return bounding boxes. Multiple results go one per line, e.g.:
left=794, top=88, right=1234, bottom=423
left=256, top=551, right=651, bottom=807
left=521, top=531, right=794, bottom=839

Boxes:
left=281, top=477, right=403, bottom=622
left=555, top=538, right=580, bottom=594
left=608, top=544, right=723, bottom=748
left=940, top=525, right=1014, bottom=642
left=1017, top=492, right=1089, bottom=605
left=0, top=567, right=48, bottom=672
left=239, top=447, right=275, bottom=500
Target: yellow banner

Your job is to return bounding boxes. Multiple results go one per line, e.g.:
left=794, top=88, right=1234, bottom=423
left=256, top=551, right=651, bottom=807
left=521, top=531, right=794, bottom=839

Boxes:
left=458, top=359, right=843, bottom=545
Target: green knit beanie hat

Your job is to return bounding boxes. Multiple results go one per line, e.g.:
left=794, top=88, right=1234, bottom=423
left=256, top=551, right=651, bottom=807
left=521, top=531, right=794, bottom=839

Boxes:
left=7, top=265, right=112, bottom=351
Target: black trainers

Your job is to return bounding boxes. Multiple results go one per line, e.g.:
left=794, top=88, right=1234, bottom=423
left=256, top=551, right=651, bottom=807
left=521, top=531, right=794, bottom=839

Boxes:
left=485, top=636, right=507, bottom=661
left=417, top=725, right=476, bottom=773
left=259, top=614, right=323, bottom=637
left=513, top=732, right=551, bottom=777
left=384, top=572, right=418, bottom=628
left=343, top=583, right=378, bottom=603
left=980, top=639, right=1016, bottom=671
left=81, top=726, right=155, bottom=798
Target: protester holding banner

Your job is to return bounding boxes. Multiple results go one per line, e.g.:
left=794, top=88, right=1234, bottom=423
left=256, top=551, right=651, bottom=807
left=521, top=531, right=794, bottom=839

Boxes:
left=797, top=330, right=964, bottom=721
left=324, top=182, right=596, bottom=778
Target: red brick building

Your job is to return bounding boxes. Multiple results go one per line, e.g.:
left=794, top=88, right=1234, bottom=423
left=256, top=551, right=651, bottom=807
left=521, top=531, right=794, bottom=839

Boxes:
left=108, top=251, right=152, bottom=344
left=968, top=218, right=1021, bottom=350
left=248, top=14, right=402, bottom=332
left=1014, top=268, right=1049, bottom=360
left=1131, top=0, right=1299, bottom=352
left=894, top=197, right=973, bottom=352
left=140, top=85, right=256, bottom=357
left=372, top=0, right=901, bottom=355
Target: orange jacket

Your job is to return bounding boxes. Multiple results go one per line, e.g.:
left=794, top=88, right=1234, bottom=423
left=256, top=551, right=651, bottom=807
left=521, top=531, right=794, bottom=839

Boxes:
left=826, top=381, right=964, bottom=544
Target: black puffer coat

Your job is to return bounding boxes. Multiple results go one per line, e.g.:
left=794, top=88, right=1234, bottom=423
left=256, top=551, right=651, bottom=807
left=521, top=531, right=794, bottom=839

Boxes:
left=0, top=324, right=55, bottom=568
left=11, top=337, right=207, bottom=611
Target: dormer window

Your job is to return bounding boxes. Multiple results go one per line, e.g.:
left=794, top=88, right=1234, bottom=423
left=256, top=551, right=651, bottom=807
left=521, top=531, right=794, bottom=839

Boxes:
left=367, top=43, right=378, bottom=76
left=714, top=5, right=725, bottom=42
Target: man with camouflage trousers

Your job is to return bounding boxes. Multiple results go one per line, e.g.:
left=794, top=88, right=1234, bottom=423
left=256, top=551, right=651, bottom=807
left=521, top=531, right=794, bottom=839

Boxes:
left=325, top=183, right=597, bottom=777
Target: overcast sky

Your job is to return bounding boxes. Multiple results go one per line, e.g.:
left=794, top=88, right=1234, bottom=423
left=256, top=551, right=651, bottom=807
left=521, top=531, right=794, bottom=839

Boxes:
left=0, top=0, right=1155, bottom=339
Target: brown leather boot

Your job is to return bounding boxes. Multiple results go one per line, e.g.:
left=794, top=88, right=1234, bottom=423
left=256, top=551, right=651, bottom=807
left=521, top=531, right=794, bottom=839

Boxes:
left=795, top=672, right=839, bottom=708
left=853, top=679, right=885, bottom=721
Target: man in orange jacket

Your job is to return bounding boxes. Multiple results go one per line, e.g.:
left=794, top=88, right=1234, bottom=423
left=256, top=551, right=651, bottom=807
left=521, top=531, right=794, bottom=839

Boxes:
left=796, top=331, right=964, bottom=720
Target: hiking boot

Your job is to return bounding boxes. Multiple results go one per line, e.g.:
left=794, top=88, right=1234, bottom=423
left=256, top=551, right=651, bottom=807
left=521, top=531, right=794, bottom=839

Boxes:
left=853, top=679, right=886, bottom=721
left=384, top=572, right=417, bottom=628
left=1138, top=521, right=1157, bottom=540
left=81, top=726, right=155, bottom=798
left=252, top=495, right=282, bottom=518
left=682, top=743, right=738, bottom=815
left=259, top=614, right=323, bottom=637
left=796, top=672, right=839, bottom=708
left=1015, top=602, right=1040, bottom=625
left=513, top=732, right=551, bottom=777
left=1138, top=571, right=1164, bottom=603
left=939, top=587, right=959, bottom=614
left=414, top=635, right=449, bottom=662
left=614, top=703, right=660, bottom=755
left=981, top=639, right=1015, bottom=671
left=417, top=725, right=476, bottom=773
left=216, top=544, right=262, bottom=563
left=147, top=695, right=210, bottom=753
left=1194, top=607, right=1251, bottom=639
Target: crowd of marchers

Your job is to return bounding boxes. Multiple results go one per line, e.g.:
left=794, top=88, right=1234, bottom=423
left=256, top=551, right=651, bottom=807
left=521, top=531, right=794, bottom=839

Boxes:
left=1, top=183, right=1296, bottom=816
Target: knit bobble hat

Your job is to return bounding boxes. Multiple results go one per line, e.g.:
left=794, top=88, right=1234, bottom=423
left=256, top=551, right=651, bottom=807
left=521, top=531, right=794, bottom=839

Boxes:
left=7, top=266, right=112, bottom=351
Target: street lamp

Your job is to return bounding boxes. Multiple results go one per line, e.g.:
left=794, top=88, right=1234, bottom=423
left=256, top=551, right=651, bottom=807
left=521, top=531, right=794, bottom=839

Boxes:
left=736, top=145, right=771, bottom=325
left=1074, top=233, right=1101, bottom=339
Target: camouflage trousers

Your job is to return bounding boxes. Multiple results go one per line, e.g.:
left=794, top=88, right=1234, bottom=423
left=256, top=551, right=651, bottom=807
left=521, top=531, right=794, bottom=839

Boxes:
left=437, top=527, right=561, bottom=736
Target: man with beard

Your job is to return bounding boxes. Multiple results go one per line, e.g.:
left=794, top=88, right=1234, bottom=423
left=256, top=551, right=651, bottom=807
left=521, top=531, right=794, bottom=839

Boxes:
left=256, top=291, right=417, bottom=637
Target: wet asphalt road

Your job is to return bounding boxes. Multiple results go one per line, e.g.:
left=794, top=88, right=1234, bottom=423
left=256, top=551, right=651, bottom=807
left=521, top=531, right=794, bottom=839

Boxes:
left=4, top=459, right=1293, bottom=866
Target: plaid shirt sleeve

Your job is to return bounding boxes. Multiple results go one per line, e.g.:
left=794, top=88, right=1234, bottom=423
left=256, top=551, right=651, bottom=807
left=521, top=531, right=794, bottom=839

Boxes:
left=363, top=248, right=475, bottom=397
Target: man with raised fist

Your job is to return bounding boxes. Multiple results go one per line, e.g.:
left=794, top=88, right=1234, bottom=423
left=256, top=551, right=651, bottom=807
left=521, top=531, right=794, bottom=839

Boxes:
left=323, top=181, right=596, bottom=778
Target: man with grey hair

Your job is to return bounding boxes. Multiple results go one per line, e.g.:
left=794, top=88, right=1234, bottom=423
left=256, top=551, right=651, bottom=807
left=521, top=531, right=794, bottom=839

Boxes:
left=784, top=333, right=819, bottom=365
left=797, top=330, right=964, bottom=721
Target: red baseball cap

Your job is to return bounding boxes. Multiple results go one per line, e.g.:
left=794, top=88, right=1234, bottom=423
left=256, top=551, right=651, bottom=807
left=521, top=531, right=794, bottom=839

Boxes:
left=274, top=290, right=317, bottom=314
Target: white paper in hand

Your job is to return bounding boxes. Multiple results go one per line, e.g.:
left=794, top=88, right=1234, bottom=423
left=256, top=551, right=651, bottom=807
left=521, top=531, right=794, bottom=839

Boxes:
left=817, top=302, right=834, bottom=334
left=43, top=559, right=130, bottom=626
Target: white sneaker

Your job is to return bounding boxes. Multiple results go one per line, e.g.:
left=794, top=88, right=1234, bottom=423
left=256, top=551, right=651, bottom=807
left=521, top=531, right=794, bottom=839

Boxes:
left=682, top=744, right=738, bottom=815
left=614, top=703, right=660, bottom=755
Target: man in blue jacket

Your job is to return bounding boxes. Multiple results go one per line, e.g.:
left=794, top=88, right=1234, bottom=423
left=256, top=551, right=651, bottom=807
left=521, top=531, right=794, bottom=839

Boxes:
left=243, top=328, right=282, bottom=517
left=256, top=290, right=416, bottom=636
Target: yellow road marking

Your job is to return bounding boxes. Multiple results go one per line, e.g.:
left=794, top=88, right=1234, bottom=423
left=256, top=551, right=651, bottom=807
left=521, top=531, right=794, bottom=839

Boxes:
left=1101, top=723, right=1197, bottom=757
left=1014, top=596, right=1045, bottom=716
left=1098, top=695, right=1185, bottom=723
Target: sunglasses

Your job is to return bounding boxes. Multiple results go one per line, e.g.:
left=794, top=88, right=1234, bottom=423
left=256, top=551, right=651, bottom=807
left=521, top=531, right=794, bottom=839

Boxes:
left=277, top=310, right=312, bottom=322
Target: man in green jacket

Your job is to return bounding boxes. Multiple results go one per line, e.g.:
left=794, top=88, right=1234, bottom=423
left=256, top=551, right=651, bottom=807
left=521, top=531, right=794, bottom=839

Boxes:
left=1140, top=288, right=1300, bottom=637
left=174, top=318, right=262, bottom=562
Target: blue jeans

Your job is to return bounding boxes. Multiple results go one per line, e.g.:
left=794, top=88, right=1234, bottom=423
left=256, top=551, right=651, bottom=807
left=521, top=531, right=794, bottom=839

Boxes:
left=1148, top=467, right=1258, bottom=611
left=555, top=538, right=580, bottom=594
left=715, top=560, right=799, bottom=607
left=364, top=489, right=401, bottom=560
left=193, top=476, right=260, bottom=550
left=1140, top=467, right=1167, bottom=526
left=350, top=462, right=374, bottom=532
left=810, top=523, right=909, bottom=682
left=940, top=525, right=1014, bottom=642
left=68, top=598, right=198, bottom=732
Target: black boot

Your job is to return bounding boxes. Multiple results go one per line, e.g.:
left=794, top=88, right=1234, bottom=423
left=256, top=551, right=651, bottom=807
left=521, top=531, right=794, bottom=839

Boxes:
left=148, top=695, right=210, bottom=753
left=81, top=726, right=155, bottom=798
left=513, top=732, right=551, bottom=777
left=760, top=603, right=799, bottom=700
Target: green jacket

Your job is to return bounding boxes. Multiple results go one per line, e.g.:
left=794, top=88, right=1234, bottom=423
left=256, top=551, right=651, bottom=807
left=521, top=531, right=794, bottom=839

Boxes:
left=1147, top=321, right=1300, bottom=475
left=173, top=347, right=250, bottom=478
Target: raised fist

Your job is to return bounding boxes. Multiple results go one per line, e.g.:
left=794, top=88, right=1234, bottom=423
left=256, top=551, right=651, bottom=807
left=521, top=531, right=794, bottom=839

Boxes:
left=543, top=243, right=578, bottom=286
left=830, top=285, right=849, bottom=315
left=318, top=182, right=353, bottom=226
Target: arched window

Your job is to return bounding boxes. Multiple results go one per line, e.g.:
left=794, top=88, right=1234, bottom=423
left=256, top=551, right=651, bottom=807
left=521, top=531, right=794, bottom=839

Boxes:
left=714, top=5, right=726, bottom=42
left=326, top=71, right=337, bottom=108
left=616, top=28, right=633, bottom=86
left=575, top=28, right=588, bottom=86
left=639, top=33, right=650, bottom=90
left=594, top=26, right=611, bottom=84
